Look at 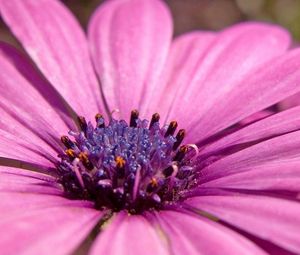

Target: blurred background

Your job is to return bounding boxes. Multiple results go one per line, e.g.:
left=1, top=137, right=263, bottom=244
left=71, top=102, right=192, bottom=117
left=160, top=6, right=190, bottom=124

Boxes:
left=1, top=0, right=300, bottom=47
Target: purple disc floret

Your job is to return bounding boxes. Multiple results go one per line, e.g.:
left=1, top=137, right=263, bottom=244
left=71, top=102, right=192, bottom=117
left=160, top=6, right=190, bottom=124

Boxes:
left=58, top=110, right=197, bottom=213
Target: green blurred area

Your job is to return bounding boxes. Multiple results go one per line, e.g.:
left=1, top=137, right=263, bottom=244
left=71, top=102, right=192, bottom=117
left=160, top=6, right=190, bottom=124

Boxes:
left=63, top=0, right=300, bottom=38
left=1, top=0, right=300, bottom=47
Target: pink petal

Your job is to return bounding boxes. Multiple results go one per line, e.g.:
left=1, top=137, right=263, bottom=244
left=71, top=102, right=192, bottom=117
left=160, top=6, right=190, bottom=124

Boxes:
left=161, top=23, right=291, bottom=142
left=0, top=42, right=74, bottom=161
left=0, top=129, right=56, bottom=168
left=186, top=194, right=300, bottom=254
left=157, top=210, right=267, bottom=255
left=200, top=130, right=300, bottom=183
left=147, top=31, right=216, bottom=121
left=90, top=212, right=168, bottom=255
left=201, top=106, right=300, bottom=156
left=0, top=166, right=100, bottom=255
left=0, top=0, right=104, bottom=120
left=189, top=47, right=300, bottom=143
left=88, top=0, right=172, bottom=119
left=0, top=205, right=102, bottom=255
left=238, top=110, right=273, bottom=126
left=0, top=44, right=70, bottom=135
left=0, top=166, right=62, bottom=195
left=279, top=92, right=300, bottom=110
left=201, top=161, right=300, bottom=191
left=0, top=42, right=74, bottom=129
left=0, top=165, right=95, bottom=215
left=0, top=166, right=56, bottom=181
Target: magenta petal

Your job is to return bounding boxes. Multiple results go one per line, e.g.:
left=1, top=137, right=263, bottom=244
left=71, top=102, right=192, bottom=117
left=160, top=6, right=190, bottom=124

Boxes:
left=238, top=110, right=273, bottom=125
left=0, top=42, right=74, bottom=167
left=279, top=92, right=300, bottom=110
left=200, top=107, right=300, bottom=190
left=160, top=23, right=291, bottom=140
left=0, top=166, right=100, bottom=255
left=158, top=210, right=267, bottom=255
left=0, top=43, right=74, bottom=129
left=201, top=161, right=300, bottom=191
left=90, top=212, right=168, bottom=255
left=0, top=0, right=104, bottom=120
left=0, top=205, right=102, bottom=255
left=0, top=130, right=56, bottom=168
left=186, top=195, right=300, bottom=254
left=147, top=31, right=216, bottom=121
left=0, top=166, right=57, bottom=181
left=200, top=130, right=300, bottom=183
left=0, top=43, right=72, bottom=156
left=88, top=0, right=172, bottom=119
left=0, top=166, right=95, bottom=214
left=202, top=106, right=300, bottom=156
left=0, top=167, right=62, bottom=195
left=189, top=47, right=300, bottom=142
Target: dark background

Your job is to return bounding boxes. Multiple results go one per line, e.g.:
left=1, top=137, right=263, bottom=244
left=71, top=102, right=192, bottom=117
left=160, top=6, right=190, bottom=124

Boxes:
left=1, top=0, right=300, bottom=47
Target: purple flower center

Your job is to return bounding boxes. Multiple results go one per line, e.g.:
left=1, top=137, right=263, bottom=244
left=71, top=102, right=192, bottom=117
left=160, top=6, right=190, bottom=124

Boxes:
left=57, top=110, right=198, bottom=214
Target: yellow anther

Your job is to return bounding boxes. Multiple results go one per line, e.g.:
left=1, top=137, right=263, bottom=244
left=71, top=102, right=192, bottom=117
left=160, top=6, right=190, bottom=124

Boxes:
left=95, top=113, right=103, bottom=120
left=65, top=149, right=75, bottom=158
left=179, top=145, right=188, bottom=153
left=78, top=152, right=89, bottom=162
left=150, top=178, right=158, bottom=187
left=115, top=156, right=126, bottom=168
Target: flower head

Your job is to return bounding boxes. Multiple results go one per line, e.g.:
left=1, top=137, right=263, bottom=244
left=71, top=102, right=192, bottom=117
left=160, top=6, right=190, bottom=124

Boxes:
left=1, top=0, right=300, bottom=254
left=58, top=111, right=198, bottom=214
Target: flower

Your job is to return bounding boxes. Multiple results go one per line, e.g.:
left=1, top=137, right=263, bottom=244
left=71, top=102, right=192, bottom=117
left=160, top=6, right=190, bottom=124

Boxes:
left=1, top=0, right=300, bottom=254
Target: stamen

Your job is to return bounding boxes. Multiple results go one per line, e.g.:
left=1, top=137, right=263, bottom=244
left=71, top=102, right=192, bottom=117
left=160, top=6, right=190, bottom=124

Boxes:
left=65, top=149, right=75, bottom=160
left=57, top=110, right=196, bottom=213
left=72, top=158, right=85, bottom=189
left=95, top=113, right=105, bottom=128
left=149, top=113, right=160, bottom=129
left=163, top=166, right=174, bottom=177
left=163, top=162, right=179, bottom=178
left=78, top=152, right=93, bottom=170
left=146, top=178, right=158, bottom=193
left=115, top=156, right=126, bottom=178
left=173, top=145, right=188, bottom=162
left=61, top=135, right=75, bottom=149
left=130, top=109, right=139, bottom=127
left=77, top=116, right=87, bottom=134
left=132, top=165, right=141, bottom=201
left=165, top=121, right=178, bottom=137
left=170, top=162, right=179, bottom=177
left=186, top=144, right=199, bottom=157
left=173, top=129, right=186, bottom=150
left=110, top=108, right=120, bottom=118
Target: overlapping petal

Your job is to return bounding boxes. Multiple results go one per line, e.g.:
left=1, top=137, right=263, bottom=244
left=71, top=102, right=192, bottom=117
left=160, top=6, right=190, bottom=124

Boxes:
left=0, top=43, right=75, bottom=167
left=201, top=106, right=300, bottom=156
left=0, top=167, right=61, bottom=193
left=0, top=0, right=299, bottom=254
left=89, top=0, right=172, bottom=120
left=0, top=205, right=101, bottom=255
left=158, top=23, right=292, bottom=141
left=199, top=130, right=300, bottom=183
left=189, top=47, right=300, bottom=143
left=186, top=194, right=300, bottom=254
left=157, top=211, right=267, bottom=255
left=147, top=31, right=216, bottom=122
left=0, top=166, right=102, bottom=255
left=0, top=130, right=55, bottom=169
left=279, top=92, right=300, bottom=110
left=90, top=212, right=169, bottom=255
left=201, top=161, right=300, bottom=192
left=0, top=0, right=105, bottom=120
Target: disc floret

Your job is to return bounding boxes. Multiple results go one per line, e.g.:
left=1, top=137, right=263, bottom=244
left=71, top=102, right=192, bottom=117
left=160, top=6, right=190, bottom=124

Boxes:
left=57, top=110, right=197, bottom=213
